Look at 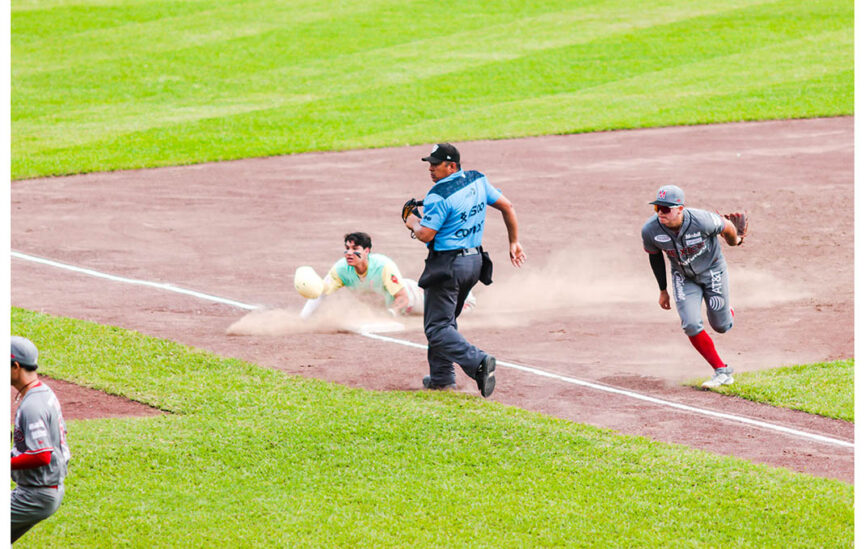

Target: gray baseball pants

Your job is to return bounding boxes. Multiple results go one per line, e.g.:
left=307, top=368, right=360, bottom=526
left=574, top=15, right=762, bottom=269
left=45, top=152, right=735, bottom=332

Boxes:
left=672, top=266, right=734, bottom=337
left=11, top=484, right=65, bottom=543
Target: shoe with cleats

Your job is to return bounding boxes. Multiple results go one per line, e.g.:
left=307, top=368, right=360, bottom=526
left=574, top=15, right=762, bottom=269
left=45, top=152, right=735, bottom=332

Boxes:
left=422, top=375, right=456, bottom=391
left=702, top=366, right=734, bottom=389
left=476, top=355, right=497, bottom=398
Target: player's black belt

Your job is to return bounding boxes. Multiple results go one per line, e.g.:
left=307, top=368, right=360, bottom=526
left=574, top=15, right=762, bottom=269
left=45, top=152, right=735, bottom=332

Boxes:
left=426, top=246, right=481, bottom=258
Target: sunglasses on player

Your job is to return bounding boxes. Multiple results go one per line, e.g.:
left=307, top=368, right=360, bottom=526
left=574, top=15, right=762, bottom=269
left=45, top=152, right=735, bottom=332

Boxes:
left=654, top=205, right=679, bottom=214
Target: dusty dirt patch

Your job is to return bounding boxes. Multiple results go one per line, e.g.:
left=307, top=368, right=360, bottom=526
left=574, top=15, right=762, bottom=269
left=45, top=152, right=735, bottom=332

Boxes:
left=11, top=117, right=854, bottom=482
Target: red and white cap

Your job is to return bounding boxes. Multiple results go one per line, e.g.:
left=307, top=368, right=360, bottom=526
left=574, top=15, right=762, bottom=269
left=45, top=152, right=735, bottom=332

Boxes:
left=650, top=185, right=685, bottom=207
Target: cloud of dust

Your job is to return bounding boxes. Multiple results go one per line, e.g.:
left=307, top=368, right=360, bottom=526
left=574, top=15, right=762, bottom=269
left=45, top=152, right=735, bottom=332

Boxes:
left=461, top=247, right=652, bottom=328
left=226, top=249, right=810, bottom=336
left=226, top=291, right=422, bottom=336
left=461, top=248, right=813, bottom=329
left=727, top=267, right=810, bottom=307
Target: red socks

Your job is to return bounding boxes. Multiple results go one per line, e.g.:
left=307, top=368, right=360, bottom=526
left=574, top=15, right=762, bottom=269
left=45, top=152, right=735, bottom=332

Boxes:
left=688, top=330, right=725, bottom=369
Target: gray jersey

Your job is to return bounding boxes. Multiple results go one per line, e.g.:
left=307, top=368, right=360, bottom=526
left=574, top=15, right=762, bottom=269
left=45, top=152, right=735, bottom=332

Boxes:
left=12, top=382, right=71, bottom=487
left=641, top=208, right=726, bottom=278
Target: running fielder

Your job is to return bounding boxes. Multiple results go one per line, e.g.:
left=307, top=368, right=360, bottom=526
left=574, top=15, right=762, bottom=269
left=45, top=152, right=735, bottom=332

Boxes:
left=11, top=336, right=71, bottom=543
left=297, top=231, right=475, bottom=319
left=641, top=185, right=749, bottom=388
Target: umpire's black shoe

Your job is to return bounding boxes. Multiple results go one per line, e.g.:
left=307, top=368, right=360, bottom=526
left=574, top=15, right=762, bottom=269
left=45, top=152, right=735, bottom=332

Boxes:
left=422, top=375, right=456, bottom=391
left=476, top=355, right=497, bottom=398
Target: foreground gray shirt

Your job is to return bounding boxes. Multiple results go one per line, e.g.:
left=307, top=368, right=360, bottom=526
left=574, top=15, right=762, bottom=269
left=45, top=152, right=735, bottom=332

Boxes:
left=641, top=208, right=727, bottom=278
left=12, top=382, right=71, bottom=487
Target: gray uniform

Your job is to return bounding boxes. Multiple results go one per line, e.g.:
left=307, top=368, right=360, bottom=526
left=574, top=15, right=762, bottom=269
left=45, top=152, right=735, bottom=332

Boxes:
left=11, top=381, right=71, bottom=542
left=641, top=208, right=734, bottom=336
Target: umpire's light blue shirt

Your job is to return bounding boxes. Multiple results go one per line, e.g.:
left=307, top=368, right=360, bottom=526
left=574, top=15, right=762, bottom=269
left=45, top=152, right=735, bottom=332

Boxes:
left=421, top=170, right=502, bottom=251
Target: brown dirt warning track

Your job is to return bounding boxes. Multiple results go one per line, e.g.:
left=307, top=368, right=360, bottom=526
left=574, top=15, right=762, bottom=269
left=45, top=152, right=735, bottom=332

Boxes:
left=11, top=117, right=854, bottom=482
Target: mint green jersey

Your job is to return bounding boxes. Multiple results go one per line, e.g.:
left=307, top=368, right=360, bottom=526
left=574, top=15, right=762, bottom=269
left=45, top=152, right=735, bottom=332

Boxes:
left=325, top=253, right=405, bottom=305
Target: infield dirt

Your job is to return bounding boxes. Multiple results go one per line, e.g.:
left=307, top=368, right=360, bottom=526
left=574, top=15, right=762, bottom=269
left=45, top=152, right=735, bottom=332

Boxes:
left=11, top=117, right=854, bottom=482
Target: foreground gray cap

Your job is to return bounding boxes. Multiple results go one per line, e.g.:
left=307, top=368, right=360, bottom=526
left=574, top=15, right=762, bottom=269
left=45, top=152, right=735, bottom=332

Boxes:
left=650, top=185, right=685, bottom=207
left=11, top=336, right=38, bottom=368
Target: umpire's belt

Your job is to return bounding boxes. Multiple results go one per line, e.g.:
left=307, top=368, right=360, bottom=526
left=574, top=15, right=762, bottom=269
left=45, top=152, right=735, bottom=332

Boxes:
left=431, top=247, right=480, bottom=257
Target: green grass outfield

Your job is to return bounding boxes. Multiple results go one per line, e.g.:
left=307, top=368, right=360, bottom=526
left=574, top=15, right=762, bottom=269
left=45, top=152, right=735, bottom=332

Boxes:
left=692, top=360, right=854, bottom=422
left=12, top=0, right=852, bottom=179
left=11, top=308, right=853, bottom=548
left=11, top=1, right=854, bottom=546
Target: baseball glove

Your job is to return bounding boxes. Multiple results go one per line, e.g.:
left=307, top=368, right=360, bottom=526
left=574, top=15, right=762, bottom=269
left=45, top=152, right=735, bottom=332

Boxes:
left=723, top=212, right=749, bottom=244
left=401, top=198, right=422, bottom=222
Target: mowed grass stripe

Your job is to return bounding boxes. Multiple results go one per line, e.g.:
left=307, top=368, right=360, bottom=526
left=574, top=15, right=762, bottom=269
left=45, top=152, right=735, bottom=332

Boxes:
left=10, top=0, right=806, bottom=123
left=14, top=22, right=851, bottom=154
left=12, top=0, right=769, bottom=132
left=14, top=58, right=850, bottom=172
left=12, top=0, right=851, bottom=178
left=12, top=0, right=362, bottom=58
left=14, top=0, right=750, bottom=71
left=13, top=308, right=853, bottom=547
left=349, top=29, right=852, bottom=143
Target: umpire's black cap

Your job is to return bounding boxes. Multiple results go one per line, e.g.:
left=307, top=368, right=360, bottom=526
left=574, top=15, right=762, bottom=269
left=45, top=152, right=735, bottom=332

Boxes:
left=422, top=143, right=460, bottom=164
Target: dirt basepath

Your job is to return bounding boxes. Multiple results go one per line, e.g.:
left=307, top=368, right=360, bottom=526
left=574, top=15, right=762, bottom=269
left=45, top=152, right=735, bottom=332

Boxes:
left=11, top=117, right=854, bottom=482
left=11, top=378, right=163, bottom=424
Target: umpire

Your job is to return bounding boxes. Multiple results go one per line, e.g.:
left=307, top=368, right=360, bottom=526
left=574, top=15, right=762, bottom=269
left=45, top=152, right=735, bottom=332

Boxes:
left=404, top=143, right=526, bottom=397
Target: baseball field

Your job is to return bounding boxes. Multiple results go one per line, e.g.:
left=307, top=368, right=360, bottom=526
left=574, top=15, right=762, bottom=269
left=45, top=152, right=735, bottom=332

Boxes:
left=10, top=0, right=854, bottom=547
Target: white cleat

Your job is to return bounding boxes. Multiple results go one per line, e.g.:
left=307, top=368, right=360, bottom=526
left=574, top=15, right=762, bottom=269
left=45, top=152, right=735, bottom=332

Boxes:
left=702, top=367, right=735, bottom=388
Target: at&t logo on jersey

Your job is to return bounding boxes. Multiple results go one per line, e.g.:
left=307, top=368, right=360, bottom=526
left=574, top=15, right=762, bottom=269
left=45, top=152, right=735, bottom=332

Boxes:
left=710, top=269, right=722, bottom=293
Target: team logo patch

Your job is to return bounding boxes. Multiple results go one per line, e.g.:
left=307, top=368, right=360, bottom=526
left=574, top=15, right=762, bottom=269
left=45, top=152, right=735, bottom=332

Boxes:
left=709, top=296, right=726, bottom=311
left=391, top=275, right=399, bottom=284
left=654, top=234, right=671, bottom=243
left=673, top=272, right=686, bottom=302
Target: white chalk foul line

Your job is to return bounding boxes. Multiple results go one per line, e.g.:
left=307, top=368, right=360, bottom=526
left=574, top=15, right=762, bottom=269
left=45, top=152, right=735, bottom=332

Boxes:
left=14, top=250, right=853, bottom=449
left=359, top=331, right=854, bottom=449
left=12, top=251, right=261, bottom=311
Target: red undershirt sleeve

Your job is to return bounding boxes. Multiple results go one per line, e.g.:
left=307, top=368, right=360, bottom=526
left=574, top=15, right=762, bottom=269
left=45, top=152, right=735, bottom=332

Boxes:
left=11, top=450, right=52, bottom=470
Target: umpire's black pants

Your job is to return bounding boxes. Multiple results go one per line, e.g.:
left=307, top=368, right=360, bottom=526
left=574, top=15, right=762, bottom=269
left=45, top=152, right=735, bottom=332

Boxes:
left=424, top=253, right=486, bottom=386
